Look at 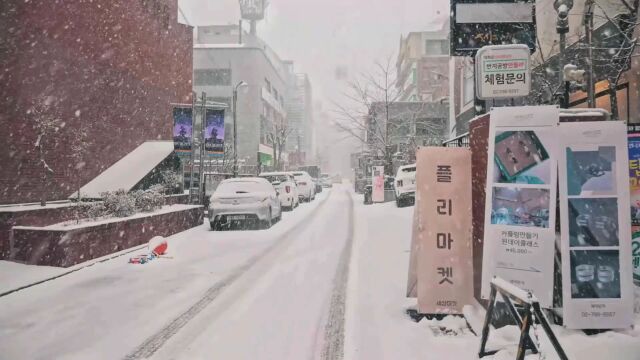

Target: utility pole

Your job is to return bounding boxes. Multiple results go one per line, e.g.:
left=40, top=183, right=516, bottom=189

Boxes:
left=233, top=81, right=247, bottom=177
left=584, top=0, right=595, bottom=107
left=554, top=0, right=573, bottom=108
left=199, top=91, right=206, bottom=204
left=188, top=91, right=196, bottom=202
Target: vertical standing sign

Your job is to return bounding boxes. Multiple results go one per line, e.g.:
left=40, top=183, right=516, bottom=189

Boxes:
left=204, top=109, right=225, bottom=157
left=559, top=121, right=633, bottom=329
left=628, top=125, right=640, bottom=286
left=481, top=106, right=558, bottom=308
left=416, top=147, right=474, bottom=314
left=173, top=107, right=193, bottom=154
left=372, top=166, right=385, bottom=203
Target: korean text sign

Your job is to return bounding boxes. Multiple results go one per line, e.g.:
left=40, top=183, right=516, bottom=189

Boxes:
left=204, top=109, right=225, bottom=156
left=481, top=106, right=558, bottom=308
left=559, top=121, right=633, bottom=329
left=475, top=45, right=531, bottom=100
left=372, top=166, right=385, bottom=203
left=416, top=147, right=473, bottom=314
left=172, top=107, right=193, bottom=153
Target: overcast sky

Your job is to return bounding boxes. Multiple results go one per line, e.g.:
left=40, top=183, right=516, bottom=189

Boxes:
left=180, top=0, right=449, bottom=173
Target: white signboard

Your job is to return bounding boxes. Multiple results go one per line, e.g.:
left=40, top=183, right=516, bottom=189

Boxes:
left=372, top=166, right=385, bottom=203
left=558, top=121, right=634, bottom=329
left=475, top=45, right=531, bottom=100
left=481, top=106, right=559, bottom=308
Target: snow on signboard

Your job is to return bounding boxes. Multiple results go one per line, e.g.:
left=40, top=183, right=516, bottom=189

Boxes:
left=481, top=106, right=559, bottom=308
left=475, top=45, right=531, bottom=100
left=559, top=121, right=634, bottom=329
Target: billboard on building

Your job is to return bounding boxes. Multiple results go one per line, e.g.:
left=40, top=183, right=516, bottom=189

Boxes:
left=481, top=106, right=559, bottom=308
left=559, top=121, right=633, bottom=329
left=204, top=109, right=225, bottom=157
left=451, top=0, right=536, bottom=56
left=173, top=107, right=193, bottom=153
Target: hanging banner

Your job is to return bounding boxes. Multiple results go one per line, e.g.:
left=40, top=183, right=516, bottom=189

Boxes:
left=559, top=121, right=633, bottom=329
left=372, top=166, right=385, bottom=203
left=173, top=107, right=193, bottom=154
left=628, top=125, right=640, bottom=285
left=481, top=106, right=558, bottom=308
left=204, top=109, right=225, bottom=157
left=415, top=147, right=473, bottom=314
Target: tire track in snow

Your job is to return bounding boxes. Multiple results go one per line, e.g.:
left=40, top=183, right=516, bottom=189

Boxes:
left=124, top=192, right=333, bottom=360
left=321, top=190, right=354, bottom=360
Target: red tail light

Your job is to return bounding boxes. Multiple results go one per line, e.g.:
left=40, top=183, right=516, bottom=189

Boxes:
left=298, top=182, right=307, bottom=185
left=285, top=186, right=291, bottom=193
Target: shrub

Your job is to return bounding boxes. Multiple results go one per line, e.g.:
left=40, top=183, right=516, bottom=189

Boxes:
left=133, top=187, right=163, bottom=213
left=102, top=189, right=136, bottom=217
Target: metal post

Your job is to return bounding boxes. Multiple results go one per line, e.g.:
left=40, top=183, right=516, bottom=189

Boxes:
left=559, top=32, right=567, bottom=108
left=199, top=92, right=206, bottom=204
left=238, top=19, right=243, bottom=44
left=188, top=91, right=196, bottom=203
left=585, top=0, right=595, bottom=107
left=233, top=87, right=238, bottom=177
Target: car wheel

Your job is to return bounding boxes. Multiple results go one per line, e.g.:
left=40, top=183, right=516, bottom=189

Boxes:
left=261, top=208, right=272, bottom=229
left=210, top=220, right=217, bottom=231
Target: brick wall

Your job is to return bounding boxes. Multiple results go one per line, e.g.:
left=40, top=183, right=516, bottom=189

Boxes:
left=0, top=0, right=192, bottom=204
left=11, top=206, right=203, bottom=267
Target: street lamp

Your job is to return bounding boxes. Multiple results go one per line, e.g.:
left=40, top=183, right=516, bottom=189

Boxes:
left=554, top=0, right=573, bottom=108
left=233, top=81, right=248, bottom=177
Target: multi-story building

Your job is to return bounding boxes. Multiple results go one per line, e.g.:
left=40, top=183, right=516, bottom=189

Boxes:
left=0, top=0, right=193, bottom=204
left=193, top=24, right=290, bottom=168
left=283, top=64, right=314, bottom=166
left=396, top=27, right=450, bottom=103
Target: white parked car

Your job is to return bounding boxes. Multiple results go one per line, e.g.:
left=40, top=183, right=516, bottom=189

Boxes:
left=259, top=172, right=299, bottom=211
left=209, top=177, right=282, bottom=230
left=289, top=171, right=316, bottom=202
left=394, top=164, right=416, bottom=207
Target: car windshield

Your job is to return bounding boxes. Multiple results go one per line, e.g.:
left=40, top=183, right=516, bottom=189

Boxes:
left=261, top=175, right=289, bottom=183
left=4, top=0, right=637, bottom=359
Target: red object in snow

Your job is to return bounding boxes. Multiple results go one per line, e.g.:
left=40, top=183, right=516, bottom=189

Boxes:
left=149, top=236, right=169, bottom=255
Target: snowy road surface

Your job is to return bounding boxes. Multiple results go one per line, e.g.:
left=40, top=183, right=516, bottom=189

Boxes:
left=2, top=185, right=640, bottom=360
left=0, top=187, right=353, bottom=360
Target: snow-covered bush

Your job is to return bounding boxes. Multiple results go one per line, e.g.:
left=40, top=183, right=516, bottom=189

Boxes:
left=102, top=190, right=136, bottom=217
left=133, top=187, right=164, bottom=213
left=161, top=170, right=182, bottom=194
left=75, top=200, right=106, bottom=221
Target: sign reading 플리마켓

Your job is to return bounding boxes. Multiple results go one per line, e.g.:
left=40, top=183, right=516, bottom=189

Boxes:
left=475, top=45, right=531, bottom=100
left=481, top=106, right=558, bottom=308
left=559, top=121, right=634, bottom=329
left=415, top=147, right=473, bottom=314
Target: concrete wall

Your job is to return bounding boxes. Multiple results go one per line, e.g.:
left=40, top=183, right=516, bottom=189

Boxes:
left=0, top=0, right=193, bottom=204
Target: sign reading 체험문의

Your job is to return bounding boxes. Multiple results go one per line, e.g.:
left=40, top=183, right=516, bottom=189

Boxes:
left=475, top=45, right=531, bottom=100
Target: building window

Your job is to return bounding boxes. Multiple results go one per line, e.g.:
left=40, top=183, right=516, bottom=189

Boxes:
left=194, top=69, right=231, bottom=86
left=265, top=78, right=272, bottom=93
left=425, top=39, right=448, bottom=56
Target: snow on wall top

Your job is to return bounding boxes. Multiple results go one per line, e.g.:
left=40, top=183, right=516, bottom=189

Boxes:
left=69, top=141, right=174, bottom=199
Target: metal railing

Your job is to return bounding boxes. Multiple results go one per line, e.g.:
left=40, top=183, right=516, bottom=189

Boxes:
left=442, top=132, right=470, bottom=148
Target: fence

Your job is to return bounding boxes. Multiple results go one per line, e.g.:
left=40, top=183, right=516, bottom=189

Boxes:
left=442, top=132, right=470, bottom=148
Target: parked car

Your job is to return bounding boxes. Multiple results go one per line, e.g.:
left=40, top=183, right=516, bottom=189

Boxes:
left=259, top=172, right=299, bottom=211
left=394, top=164, right=416, bottom=207
left=209, top=177, right=282, bottom=230
left=320, top=173, right=332, bottom=188
left=289, top=171, right=316, bottom=202
left=312, top=178, right=323, bottom=194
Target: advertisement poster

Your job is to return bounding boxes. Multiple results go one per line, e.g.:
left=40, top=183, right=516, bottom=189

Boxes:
left=204, top=109, right=225, bottom=156
left=628, top=125, right=640, bottom=285
left=415, top=147, right=473, bottom=314
left=559, top=121, right=633, bottom=329
left=173, top=107, right=193, bottom=153
left=481, top=106, right=558, bottom=308
left=372, top=166, right=385, bottom=203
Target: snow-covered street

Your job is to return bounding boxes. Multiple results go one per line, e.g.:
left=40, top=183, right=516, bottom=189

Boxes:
left=2, top=185, right=640, bottom=360
left=0, top=187, right=351, bottom=360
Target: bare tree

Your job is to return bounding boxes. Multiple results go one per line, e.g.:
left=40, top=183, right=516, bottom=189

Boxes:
left=267, top=117, right=294, bottom=170
left=29, top=94, right=61, bottom=207
left=332, top=56, right=445, bottom=173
